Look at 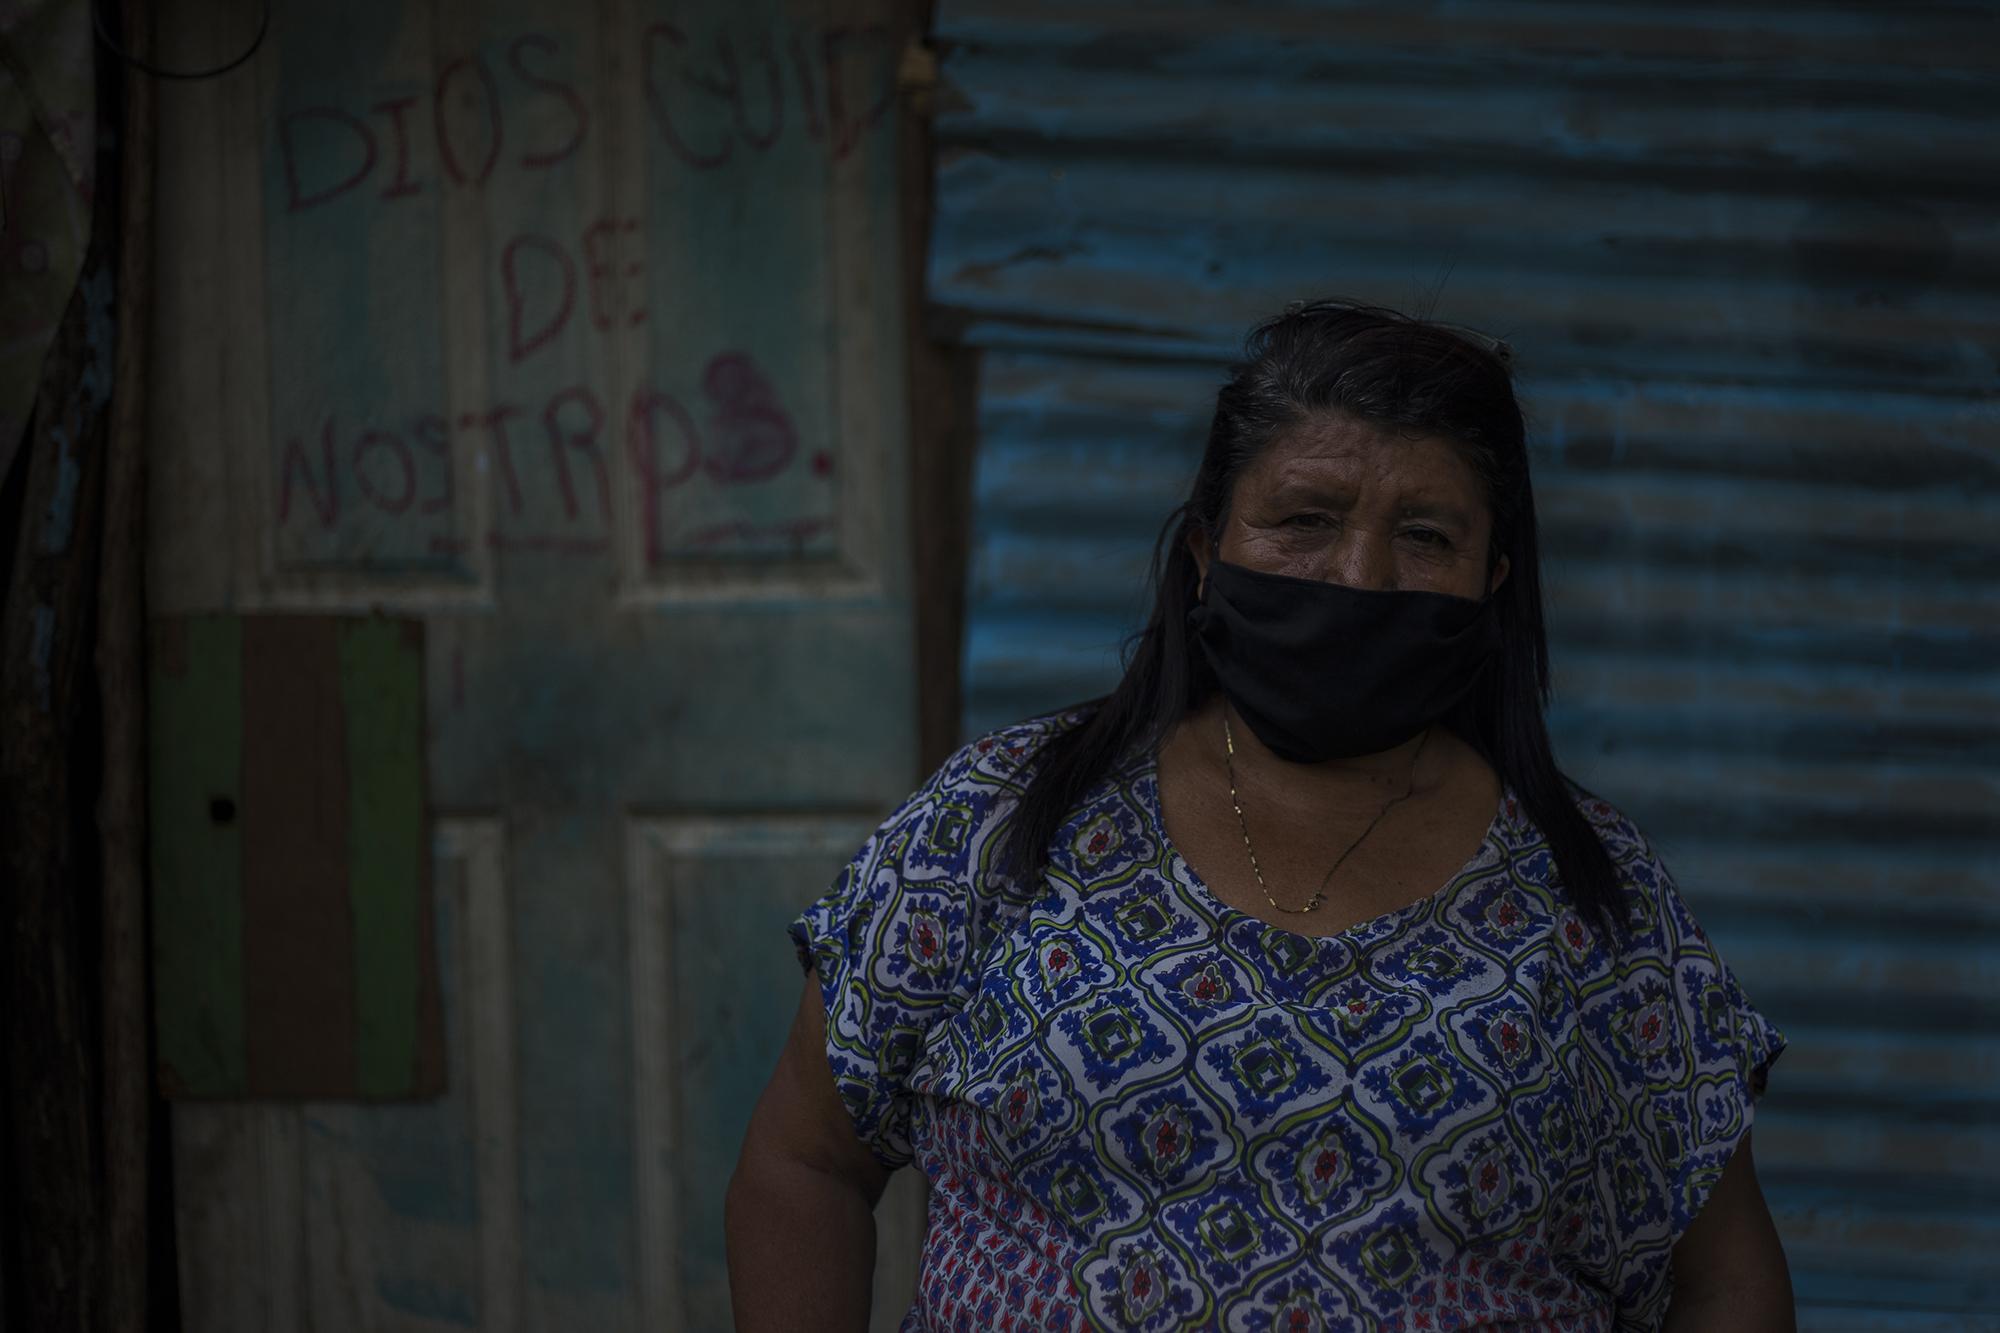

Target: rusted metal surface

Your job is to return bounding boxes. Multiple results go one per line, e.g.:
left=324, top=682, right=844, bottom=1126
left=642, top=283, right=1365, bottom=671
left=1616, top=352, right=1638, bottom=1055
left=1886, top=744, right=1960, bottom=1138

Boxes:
left=930, top=1, right=2000, bottom=1323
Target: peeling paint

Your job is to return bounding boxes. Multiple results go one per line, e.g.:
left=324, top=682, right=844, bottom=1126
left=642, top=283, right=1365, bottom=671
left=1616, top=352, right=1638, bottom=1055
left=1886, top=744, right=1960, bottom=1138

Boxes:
left=78, top=263, right=118, bottom=409
left=38, top=264, right=117, bottom=554
left=40, top=425, right=80, bottom=553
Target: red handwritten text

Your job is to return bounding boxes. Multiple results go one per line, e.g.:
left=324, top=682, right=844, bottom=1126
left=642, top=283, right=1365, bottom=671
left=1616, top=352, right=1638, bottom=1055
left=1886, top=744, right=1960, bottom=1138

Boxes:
left=277, top=350, right=829, bottom=561
left=279, top=23, right=898, bottom=214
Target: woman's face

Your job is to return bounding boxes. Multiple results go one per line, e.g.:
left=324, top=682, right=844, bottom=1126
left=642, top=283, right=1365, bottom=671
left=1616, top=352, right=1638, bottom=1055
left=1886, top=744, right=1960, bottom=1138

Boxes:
left=1193, top=411, right=1510, bottom=601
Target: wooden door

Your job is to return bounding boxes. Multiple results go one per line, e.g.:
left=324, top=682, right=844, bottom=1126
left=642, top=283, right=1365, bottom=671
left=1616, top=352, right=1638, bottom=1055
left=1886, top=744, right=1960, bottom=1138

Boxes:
left=147, top=0, right=926, bottom=1327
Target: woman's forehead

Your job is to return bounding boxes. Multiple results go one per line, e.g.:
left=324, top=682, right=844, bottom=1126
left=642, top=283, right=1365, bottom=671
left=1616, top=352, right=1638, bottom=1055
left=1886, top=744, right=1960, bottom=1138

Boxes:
left=1248, top=414, right=1485, bottom=496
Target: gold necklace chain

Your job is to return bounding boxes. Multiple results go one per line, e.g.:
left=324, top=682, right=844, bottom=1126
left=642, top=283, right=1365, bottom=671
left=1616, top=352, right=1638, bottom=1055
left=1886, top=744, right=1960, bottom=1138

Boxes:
left=1222, top=715, right=1429, bottom=916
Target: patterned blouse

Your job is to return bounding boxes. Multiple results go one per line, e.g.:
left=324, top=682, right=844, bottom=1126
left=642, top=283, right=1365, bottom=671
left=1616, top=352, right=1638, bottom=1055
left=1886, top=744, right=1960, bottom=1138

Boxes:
left=790, top=711, right=1784, bottom=1332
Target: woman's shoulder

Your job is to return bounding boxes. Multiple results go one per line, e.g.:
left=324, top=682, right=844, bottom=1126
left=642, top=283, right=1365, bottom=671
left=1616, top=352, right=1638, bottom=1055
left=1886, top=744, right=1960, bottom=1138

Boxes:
left=1520, top=764, right=1664, bottom=868
left=1496, top=776, right=1687, bottom=946
left=1543, top=778, right=1715, bottom=959
left=1499, top=776, right=1660, bottom=868
left=852, top=705, right=1098, bottom=885
left=1559, top=779, right=1662, bottom=867
left=926, top=704, right=1098, bottom=799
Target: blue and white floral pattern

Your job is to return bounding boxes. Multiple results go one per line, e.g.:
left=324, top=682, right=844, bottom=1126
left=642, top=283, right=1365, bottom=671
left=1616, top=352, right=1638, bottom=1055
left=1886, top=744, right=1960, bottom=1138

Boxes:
left=792, top=712, right=1783, bottom=1332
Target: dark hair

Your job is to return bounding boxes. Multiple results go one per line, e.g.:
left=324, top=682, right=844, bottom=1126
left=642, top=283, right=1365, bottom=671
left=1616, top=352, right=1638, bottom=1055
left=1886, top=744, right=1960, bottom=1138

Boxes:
left=999, top=298, right=1625, bottom=938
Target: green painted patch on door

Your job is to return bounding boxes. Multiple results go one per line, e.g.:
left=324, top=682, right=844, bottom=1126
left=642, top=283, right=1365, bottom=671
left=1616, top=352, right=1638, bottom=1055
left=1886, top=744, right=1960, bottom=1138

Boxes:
left=149, top=613, right=439, bottom=1098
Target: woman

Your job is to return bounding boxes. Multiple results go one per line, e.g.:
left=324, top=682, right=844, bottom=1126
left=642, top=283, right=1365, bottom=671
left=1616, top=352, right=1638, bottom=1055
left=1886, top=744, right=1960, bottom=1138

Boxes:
left=726, top=301, right=1791, bottom=1331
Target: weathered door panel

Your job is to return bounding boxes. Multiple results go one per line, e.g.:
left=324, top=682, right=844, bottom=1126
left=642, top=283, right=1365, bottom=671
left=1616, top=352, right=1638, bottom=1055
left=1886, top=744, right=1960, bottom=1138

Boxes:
left=150, top=0, right=925, bottom=1327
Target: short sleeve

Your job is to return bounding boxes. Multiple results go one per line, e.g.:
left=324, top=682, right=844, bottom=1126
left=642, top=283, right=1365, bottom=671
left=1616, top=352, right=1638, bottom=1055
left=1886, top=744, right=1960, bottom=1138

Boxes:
left=787, top=722, right=1060, bottom=1170
left=1574, top=800, right=1787, bottom=1329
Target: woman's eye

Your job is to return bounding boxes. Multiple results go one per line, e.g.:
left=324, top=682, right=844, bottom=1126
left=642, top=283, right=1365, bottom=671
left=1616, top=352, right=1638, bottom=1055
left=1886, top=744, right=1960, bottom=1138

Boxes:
left=1284, top=513, right=1332, bottom=530
left=1404, top=527, right=1450, bottom=548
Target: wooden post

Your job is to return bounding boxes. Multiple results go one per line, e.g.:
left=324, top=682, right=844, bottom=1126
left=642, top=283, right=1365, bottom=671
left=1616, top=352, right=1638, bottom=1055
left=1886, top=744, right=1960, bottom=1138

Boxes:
left=898, top=0, right=978, bottom=775
left=99, top=0, right=158, bottom=1326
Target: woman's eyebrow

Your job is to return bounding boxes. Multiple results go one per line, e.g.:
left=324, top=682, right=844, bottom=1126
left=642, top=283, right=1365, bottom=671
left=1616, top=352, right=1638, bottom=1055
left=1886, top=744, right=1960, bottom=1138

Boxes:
left=1399, top=500, right=1474, bottom=528
left=1261, top=478, right=1474, bottom=529
left=1264, top=478, right=1355, bottom=505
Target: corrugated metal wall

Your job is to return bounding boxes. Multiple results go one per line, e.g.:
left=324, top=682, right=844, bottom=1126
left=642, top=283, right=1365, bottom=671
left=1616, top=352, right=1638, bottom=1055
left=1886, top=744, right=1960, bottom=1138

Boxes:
left=925, top=2, right=2000, bottom=1326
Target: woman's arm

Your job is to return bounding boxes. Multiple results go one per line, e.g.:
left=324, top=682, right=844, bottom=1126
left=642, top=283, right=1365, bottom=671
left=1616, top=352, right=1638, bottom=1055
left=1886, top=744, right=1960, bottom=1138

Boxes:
left=726, top=975, right=893, bottom=1332
left=1662, top=1131, right=1795, bottom=1331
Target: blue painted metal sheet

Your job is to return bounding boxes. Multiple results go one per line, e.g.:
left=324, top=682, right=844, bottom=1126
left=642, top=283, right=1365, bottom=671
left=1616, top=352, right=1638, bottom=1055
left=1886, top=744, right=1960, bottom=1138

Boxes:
left=928, top=1, right=2000, bottom=1323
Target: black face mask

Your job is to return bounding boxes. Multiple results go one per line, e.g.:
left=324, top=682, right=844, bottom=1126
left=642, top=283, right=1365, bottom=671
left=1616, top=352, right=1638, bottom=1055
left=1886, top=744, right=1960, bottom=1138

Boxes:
left=1187, top=558, right=1500, bottom=763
